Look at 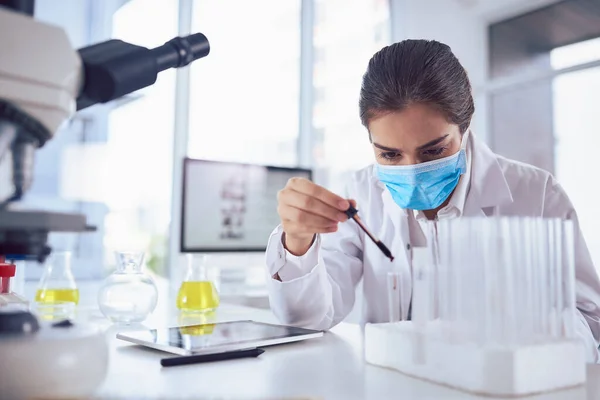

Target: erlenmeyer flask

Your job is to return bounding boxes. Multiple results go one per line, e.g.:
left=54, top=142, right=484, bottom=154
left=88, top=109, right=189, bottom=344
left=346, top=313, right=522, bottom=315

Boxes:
left=176, top=255, right=220, bottom=313
left=35, top=252, right=79, bottom=305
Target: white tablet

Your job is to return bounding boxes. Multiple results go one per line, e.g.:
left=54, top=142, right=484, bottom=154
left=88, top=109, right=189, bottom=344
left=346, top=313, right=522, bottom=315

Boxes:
left=116, top=320, right=324, bottom=356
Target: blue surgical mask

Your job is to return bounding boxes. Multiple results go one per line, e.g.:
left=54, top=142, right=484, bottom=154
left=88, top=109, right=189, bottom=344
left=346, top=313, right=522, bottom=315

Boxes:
left=375, top=132, right=468, bottom=211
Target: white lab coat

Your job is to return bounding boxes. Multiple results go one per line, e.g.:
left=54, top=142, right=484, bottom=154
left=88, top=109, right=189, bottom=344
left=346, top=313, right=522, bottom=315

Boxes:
left=265, top=133, right=600, bottom=362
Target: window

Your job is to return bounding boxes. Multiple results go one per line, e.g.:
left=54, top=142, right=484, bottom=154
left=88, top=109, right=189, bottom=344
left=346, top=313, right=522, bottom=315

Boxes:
left=16, top=0, right=387, bottom=281
left=102, top=0, right=179, bottom=276
left=188, top=0, right=302, bottom=167
left=311, top=0, right=390, bottom=194
left=551, top=37, right=600, bottom=70
left=552, top=41, right=600, bottom=268
left=23, top=0, right=179, bottom=279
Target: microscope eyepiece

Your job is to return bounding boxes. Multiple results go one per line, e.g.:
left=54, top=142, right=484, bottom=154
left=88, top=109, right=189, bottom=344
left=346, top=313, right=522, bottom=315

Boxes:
left=76, top=33, right=210, bottom=111
left=152, top=33, right=210, bottom=71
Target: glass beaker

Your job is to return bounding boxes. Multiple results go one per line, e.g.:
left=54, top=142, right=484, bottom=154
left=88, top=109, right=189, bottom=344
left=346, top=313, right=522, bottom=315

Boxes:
left=176, top=255, right=220, bottom=313
left=35, top=252, right=79, bottom=306
left=98, top=251, right=158, bottom=324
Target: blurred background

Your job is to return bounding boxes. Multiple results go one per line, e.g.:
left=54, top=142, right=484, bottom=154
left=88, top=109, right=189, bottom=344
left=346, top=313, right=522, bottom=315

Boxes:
left=7, top=0, right=600, bottom=308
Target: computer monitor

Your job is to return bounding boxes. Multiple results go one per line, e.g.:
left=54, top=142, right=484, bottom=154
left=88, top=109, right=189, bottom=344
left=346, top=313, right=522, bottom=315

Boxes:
left=181, top=158, right=312, bottom=252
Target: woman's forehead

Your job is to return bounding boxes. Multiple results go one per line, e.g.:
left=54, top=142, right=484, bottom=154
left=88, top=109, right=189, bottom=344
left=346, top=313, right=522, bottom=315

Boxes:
left=369, top=105, right=459, bottom=150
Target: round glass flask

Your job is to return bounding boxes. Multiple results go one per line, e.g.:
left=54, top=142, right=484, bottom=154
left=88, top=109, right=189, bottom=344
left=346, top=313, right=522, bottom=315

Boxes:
left=98, top=251, right=158, bottom=324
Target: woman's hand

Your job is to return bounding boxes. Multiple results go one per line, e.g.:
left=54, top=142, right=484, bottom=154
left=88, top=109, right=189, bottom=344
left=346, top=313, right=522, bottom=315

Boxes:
left=277, top=177, right=352, bottom=256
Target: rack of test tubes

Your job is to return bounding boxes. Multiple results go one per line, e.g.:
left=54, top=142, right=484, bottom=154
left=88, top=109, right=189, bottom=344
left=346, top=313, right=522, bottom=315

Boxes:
left=365, top=217, right=586, bottom=397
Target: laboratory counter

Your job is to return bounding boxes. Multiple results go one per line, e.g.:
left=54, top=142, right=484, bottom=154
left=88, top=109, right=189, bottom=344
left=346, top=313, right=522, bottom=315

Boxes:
left=18, top=280, right=600, bottom=399
left=87, top=303, right=600, bottom=400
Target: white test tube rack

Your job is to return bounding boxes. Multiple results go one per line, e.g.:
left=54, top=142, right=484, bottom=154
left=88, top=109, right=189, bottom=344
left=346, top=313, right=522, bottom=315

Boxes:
left=364, top=217, right=586, bottom=397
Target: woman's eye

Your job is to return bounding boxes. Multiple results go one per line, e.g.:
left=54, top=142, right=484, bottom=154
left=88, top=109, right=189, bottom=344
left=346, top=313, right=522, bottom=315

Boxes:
left=379, top=152, right=400, bottom=160
left=423, top=147, right=446, bottom=157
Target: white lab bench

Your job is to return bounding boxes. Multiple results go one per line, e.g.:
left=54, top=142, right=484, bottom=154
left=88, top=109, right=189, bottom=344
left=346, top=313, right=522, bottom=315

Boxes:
left=93, top=304, right=600, bottom=400
left=22, top=281, right=600, bottom=399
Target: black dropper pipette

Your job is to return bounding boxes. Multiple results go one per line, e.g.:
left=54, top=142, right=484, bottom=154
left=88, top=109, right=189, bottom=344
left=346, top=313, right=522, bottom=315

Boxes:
left=344, top=205, right=394, bottom=261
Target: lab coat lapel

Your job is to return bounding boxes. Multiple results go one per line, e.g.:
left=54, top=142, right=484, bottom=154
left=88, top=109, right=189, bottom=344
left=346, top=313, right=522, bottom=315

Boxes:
left=463, top=134, right=514, bottom=216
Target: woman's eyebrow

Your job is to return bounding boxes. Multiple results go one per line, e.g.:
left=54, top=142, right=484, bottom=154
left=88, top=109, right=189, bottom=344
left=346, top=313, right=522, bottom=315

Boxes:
left=373, top=143, right=402, bottom=152
left=373, top=134, right=450, bottom=152
left=417, top=134, right=450, bottom=150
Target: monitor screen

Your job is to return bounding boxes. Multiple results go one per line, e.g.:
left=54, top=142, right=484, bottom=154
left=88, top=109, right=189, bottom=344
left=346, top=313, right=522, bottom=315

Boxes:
left=181, top=159, right=312, bottom=252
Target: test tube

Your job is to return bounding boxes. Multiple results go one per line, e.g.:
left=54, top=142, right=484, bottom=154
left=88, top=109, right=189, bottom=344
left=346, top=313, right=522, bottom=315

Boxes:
left=412, top=247, right=430, bottom=328
left=539, top=218, right=551, bottom=338
left=448, top=221, right=460, bottom=342
left=562, top=220, right=576, bottom=339
left=492, top=218, right=504, bottom=345
left=509, top=218, right=521, bottom=345
left=437, top=221, right=451, bottom=336
left=482, top=217, right=495, bottom=344
left=474, top=219, right=487, bottom=343
left=501, top=218, right=517, bottom=346
left=430, top=222, right=441, bottom=322
left=457, top=219, right=470, bottom=343
left=459, top=219, right=474, bottom=343
left=519, top=218, right=534, bottom=345
left=531, top=218, right=541, bottom=340
left=387, top=271, right=402, bottom=323
left=531, top=218, right=541, bottom=338
left=494, top=218, right=504, bottom=346
left=546, top=219, right=556, bottom=338
left=473, top=218, right=487, bottom=345
left=550, top=218, right=562, bottom=338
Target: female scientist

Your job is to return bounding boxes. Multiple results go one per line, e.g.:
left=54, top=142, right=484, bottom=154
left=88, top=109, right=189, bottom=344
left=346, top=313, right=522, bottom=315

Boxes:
left=265, top=39, right=600, bottom=362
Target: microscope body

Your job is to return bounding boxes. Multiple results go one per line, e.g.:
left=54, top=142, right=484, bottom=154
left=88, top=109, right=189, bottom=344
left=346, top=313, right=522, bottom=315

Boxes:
left=0, top=4, right=209, bottom=262
left=0, top=7, right=85, bottom=260
left=0, top=8, right=81, bottom=147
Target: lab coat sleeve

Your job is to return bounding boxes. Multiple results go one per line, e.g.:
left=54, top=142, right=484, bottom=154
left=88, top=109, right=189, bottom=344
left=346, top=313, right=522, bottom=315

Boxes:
left=543, top=177, right=600, bottom=363
left=266, top=233, right=320, bottom=281
left=265, top=221, right=363, bottom=331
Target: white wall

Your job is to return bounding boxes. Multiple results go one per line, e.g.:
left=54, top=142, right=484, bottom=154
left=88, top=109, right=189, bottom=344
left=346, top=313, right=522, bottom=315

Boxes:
left=465, top=0, right=563, bottom=22
left=387, top=0, right=563, bottom=144
left=390, top=0, right=489, bottom=142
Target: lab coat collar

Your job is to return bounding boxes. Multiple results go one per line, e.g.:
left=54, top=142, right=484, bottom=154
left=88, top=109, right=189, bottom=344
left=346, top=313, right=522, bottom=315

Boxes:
left=376, top=132, right=514, bottom=219
left=462, top=133, right=514, bottom=215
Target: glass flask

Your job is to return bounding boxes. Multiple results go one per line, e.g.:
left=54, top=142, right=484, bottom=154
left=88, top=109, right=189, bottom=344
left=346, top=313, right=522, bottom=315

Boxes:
left=34, top=252, right=78, bottom=320
left=176, top=255, right=220, bottom=313
left=98, top=251, right=158, bottom=324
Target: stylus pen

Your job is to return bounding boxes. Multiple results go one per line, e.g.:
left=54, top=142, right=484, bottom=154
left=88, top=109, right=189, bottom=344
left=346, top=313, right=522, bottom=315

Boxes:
left=160, top=348, right=265, bottom=367
left=345, top=205, right=394, bottom=262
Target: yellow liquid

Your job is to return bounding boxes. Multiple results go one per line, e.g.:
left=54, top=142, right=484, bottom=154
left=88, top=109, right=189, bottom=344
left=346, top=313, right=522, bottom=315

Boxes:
left=179, top=323, right=216, bottom=336
left=176, top=281, right=219, bottom=312
left=35, top=288, right=80, bottom=305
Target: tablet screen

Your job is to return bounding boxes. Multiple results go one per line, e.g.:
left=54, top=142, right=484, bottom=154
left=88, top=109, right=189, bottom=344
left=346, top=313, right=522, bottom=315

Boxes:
left=117, top=320, right=323, bottom=355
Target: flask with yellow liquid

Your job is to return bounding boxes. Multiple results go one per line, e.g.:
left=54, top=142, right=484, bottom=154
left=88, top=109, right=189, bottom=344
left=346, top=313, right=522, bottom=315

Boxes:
left=177, top=255, right=220, bottom=313
left=35, top=251, right=79, bottom=319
